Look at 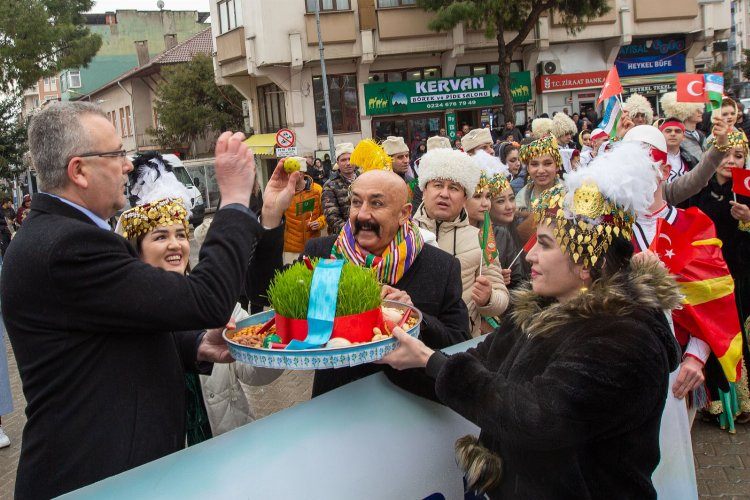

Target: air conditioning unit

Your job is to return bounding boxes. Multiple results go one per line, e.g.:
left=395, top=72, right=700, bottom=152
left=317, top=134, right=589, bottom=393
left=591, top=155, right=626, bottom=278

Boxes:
left=537, top=60, right=560, bottom=75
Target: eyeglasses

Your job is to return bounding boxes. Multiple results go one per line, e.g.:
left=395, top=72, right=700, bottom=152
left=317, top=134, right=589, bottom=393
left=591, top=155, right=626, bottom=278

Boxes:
left=76, top=149, right=129, bottom=159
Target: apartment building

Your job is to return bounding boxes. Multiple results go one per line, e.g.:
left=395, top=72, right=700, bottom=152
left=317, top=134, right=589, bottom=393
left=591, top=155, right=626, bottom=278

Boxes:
left=21, top=77, right=61, bottom=118
left=210, top=0, right=729, bottom=174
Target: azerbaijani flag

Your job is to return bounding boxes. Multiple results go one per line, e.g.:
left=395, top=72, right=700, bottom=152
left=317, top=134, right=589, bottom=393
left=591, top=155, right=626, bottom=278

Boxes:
left=599, top=95, right=622, bottom=140
left=670, top=208, right=743, bottom=383
left=704, top=73, right=724, bottom=112
left=480, top=211, right=498, bottom=266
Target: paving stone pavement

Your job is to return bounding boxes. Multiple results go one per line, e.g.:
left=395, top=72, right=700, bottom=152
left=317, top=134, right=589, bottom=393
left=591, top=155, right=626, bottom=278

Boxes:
left=2, top=336, right=749, bottom=498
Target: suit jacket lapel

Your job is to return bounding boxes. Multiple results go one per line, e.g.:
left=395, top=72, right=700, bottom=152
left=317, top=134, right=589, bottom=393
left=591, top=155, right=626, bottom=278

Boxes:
left=30, top=193, right=104, bottom=228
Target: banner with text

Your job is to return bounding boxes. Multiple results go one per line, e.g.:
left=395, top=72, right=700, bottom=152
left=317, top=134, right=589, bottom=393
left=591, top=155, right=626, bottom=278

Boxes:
left=364, top=72, right=532, bottom=116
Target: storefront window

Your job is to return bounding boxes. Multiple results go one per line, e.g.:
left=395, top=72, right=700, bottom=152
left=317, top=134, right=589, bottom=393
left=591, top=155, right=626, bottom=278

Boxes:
left=313, top=74, right=360, bottom=134
left=423, top=67, right=439, bottom=78
left=406, top=71, right=422, bottom=81
left=386, top=71, right=404, bottom=82
left=472, top=65, right=487, bottom=76
left=372, top=115, right=442, bottom=150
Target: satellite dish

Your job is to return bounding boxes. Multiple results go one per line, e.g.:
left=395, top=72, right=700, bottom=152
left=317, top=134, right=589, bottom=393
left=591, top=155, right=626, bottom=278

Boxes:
left=157, top=0, right=165, bottom=10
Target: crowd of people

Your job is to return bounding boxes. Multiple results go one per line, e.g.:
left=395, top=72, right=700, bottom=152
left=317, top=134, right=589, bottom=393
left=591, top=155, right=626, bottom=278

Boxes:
left=1, top=88, right=749, bottom=498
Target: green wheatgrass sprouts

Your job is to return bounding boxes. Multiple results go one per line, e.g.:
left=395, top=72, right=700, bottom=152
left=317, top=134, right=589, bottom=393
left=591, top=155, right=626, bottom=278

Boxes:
left=267, top=259, right=382, bottom=319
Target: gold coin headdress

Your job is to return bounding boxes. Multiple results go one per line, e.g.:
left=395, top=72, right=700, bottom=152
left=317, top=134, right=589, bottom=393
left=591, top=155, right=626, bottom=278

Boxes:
left=532, top=141, right=660, bottom=267
left=115, top=152, right=193, bottom=239
left=519, top=135, right=563, bottom=170
left=707, top=129, right=749, bottom=156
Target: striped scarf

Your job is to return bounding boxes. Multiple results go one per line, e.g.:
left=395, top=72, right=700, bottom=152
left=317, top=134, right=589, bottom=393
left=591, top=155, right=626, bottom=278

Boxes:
left=331, top=220, right=424, bottom=285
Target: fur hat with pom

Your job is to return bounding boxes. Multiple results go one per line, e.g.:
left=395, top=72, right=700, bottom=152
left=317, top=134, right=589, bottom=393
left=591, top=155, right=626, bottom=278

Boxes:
left=551, top=113, right=578, bottom=140
left=531, top=117, right=553, bottom=139
left=660, top=91, right=705, bottom=122
left=418, top=148, right=481, bottom=197
left=623, top=93, right=654, bottom=124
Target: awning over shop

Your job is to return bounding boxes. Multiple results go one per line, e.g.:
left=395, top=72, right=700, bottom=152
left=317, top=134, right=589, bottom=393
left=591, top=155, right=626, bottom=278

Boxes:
left=243, top=134, right=277, bottom=157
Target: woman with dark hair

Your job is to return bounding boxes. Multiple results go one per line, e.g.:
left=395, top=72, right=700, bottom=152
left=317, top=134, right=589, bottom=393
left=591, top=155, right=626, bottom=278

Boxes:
left=15, top=194, right=31, bottom=227
left=381, top=143, right=682, bottom=498
left=498, top=142, right=524, bottom=194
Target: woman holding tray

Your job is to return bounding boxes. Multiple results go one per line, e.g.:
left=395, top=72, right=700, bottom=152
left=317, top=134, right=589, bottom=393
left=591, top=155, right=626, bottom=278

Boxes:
left=381, top=142, right=683, bottom=498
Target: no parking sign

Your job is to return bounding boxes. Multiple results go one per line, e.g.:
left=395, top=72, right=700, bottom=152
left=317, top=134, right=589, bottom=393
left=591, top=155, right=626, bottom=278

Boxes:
left=275, top=128, right=296, bottom=148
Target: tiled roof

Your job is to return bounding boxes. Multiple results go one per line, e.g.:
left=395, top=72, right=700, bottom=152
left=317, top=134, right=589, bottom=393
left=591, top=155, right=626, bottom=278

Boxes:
left=82, top=28, right=213, bottom=98
left=151, top=28, right=213, bottom=64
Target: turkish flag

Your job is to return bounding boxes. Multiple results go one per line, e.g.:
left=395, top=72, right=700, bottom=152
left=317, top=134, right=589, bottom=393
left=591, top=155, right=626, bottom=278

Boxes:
left=648, top=217, right=696, bottom=274
left=732, top=167, right=750, bottom=197
left=597, top=67, right=623, bottom=104
left=676, top=73, right=705, bottom=103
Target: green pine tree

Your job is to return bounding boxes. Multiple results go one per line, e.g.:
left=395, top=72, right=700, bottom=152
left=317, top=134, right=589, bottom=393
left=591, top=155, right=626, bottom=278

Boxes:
left=0, top=96, right=28, bottom=182
left=148, top=53, right=246, bottom=157
left=417, top=0, right=611, bottom=123
left=0, top=0, right=102, bottom=93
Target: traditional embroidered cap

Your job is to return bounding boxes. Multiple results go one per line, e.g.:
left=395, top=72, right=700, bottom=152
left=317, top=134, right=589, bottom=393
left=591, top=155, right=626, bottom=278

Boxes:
left=518, top=135, right=563, bottom=168
left=427, top=135, right=452, bottom=151
left=707, top=129, right=749, bottom=156
left=418, top=148, right=482, bottom=197
left=461, top=128, right=493, bottom=153
left=335, top=142, right=354, bottom=160
left=473, top=150, right=511, bottom=197
left=532, top=141, right=659, bottom=267
left=381, top=136, right=409, bottom=156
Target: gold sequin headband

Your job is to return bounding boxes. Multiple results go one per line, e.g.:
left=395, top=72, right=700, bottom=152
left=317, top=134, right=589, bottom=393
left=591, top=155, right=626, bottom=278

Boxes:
left=519, top=135, right=563, bottom=169
left=476, top=171, right=511, bottom=197
left=118, top=197, right=189, bottom=239
left=532, top=183, right=634, bottom=267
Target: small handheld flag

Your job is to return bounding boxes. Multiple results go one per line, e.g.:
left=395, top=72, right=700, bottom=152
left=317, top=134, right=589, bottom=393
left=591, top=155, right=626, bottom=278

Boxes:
left=598, top=67, right=623, bottom=104
left=296, top=198, right=316, bottom=216
left=676, top=73, right=705, bottom=103
left=479, top=211, right=499, bottom=266
left=598, top=96, right=622, bottom=140
left=704, top=73, right=724, bottom=113
left=731, top=167, right=750, bottom=197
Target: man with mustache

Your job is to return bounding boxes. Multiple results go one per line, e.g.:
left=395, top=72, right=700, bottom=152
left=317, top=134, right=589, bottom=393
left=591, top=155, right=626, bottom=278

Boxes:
left=296, top=169, right=470, bottom=396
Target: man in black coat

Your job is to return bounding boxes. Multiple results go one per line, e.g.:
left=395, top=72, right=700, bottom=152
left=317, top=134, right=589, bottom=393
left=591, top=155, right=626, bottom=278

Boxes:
left=293, top=170, right=470, bottom=397
left=1, top=102, right=299, bottom=499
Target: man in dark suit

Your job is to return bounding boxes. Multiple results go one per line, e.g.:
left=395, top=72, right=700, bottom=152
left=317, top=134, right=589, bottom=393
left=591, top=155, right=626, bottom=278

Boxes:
left=296, top=170, right=470, bottom=397
left=1, top=102, right=299, bottom=499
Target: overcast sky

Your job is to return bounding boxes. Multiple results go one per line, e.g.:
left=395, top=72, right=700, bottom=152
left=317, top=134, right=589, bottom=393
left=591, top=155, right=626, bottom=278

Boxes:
left=88, top=0, right=210, bottom=13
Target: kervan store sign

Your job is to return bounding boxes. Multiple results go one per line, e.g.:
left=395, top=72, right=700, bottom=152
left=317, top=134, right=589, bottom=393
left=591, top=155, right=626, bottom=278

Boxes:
left=364, top=72, right=532, bottom=116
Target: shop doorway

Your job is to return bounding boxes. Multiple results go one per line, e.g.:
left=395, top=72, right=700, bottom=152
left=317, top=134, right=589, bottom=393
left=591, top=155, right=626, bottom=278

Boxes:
left=372, top=114, right=443, bottom=153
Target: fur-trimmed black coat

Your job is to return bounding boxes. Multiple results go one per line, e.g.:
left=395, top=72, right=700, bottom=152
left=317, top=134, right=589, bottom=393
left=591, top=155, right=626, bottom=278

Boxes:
left=426, top=262, right=682, bottom=499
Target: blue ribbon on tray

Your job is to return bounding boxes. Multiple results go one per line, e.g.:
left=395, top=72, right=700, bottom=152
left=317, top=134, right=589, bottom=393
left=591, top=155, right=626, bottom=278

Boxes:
left=286, top=259, right=344, bottom=350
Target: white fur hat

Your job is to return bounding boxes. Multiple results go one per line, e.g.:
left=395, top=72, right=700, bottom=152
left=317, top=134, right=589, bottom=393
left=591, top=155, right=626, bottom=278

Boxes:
left=334, top=142, right=354, bottom=160
left=461, top=128, right=493, bottom=153
left=660, top=91, right=705, bottom=122
left=418, top=148, right=482, bottom=197
left=382, top=136, right=409, bottom=156
left=531, top=117, right=553, bottom=138
left=551, top=113, right=578, bottom=140
left=427, top=135, right=452, bottom=151
left=623, top=93, right=654, bottom=124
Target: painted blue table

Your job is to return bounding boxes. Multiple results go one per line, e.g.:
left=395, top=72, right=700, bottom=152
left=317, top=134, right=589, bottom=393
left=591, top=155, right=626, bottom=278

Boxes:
left=63, top=338, right=483, bottom=499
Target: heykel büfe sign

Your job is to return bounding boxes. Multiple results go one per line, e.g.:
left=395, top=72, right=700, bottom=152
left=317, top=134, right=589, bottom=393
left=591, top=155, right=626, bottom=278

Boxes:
left=364, top=72, right=531, bottom=115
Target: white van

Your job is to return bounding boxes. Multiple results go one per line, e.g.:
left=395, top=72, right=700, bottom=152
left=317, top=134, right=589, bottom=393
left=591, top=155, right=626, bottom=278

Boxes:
left=161, top=154, right=205, bottom=226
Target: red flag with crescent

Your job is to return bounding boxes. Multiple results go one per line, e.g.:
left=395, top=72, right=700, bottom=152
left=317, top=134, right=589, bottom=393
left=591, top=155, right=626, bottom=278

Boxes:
left=598, top=67, right=623, bottom=104
left=658, top=208, right=743, bottom=383
left=676, top=73, right=705, bottom=103
left=648, top=217, right=695, bottom=274
left=732, top=167, right=750, bottom=197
